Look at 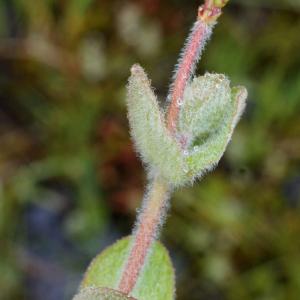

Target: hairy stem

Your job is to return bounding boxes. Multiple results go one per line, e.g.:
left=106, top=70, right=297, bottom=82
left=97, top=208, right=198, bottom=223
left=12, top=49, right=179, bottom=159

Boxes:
left=166, top=19, right=212, bottom=134
left=167, top=0, right=230, bottom=135
left=118, top=178, right=170, bottom=295
left=118, top=1, right=230, bottom=295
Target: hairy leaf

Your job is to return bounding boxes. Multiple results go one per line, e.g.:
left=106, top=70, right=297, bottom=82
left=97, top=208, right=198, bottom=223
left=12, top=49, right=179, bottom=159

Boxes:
left=127, top=64, right=186, bottom=185
left=73, top=287, right=136, bottom=300
left=79, top=236, right=175, bottom=300
left=184, top=85, right=247, bottom=180
left=179, top=73, right=231, bottom=145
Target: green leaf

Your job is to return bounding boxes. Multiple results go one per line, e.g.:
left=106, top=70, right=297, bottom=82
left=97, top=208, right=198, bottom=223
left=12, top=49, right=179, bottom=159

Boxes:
left=127, top=64, right=186, bottom=185
left=185, top=85, right=247, bottom=179
left=78, top=236, right=175, bottom=300
left=73, top=287, right=136, bottom=300
left=179, top=73, right=231, bottom=144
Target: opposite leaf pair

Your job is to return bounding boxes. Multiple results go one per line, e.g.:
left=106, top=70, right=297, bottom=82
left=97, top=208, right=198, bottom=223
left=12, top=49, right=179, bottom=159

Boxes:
left=127, top=64, right=247, bottom=187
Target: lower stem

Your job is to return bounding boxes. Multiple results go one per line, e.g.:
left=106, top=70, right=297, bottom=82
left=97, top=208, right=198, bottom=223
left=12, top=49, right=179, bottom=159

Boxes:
left=118, top=176, right=170, bottom=295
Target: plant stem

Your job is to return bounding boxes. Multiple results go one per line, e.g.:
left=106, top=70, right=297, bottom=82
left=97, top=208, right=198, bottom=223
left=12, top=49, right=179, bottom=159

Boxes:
left=166, top=19, right=212, bottom=135
left=166, top=0, right=230, bottom=135
left=118, top=1, right=230, bottom=295
left=118, top=177, right=170, bottom=295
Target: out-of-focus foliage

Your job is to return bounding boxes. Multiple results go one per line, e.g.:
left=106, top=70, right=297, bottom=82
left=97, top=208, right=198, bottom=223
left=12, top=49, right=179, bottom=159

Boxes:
left=0, top=0, right=299, bottom=300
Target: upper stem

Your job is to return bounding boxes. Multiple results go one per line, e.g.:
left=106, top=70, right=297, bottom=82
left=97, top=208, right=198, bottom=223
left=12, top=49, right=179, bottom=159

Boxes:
left=166, top=19, right=212, bottom=135
left=167, top=1, right=229, bottom=135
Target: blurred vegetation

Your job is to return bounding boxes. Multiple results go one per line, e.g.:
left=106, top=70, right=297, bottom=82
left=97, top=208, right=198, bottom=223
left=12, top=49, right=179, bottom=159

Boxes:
left=0, top=0, right=299, bottom=299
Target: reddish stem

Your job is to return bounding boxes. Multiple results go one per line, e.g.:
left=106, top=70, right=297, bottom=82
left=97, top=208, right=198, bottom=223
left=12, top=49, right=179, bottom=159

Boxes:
left=167, top=0, right=230, bottom=135
left=118, top=179, right=169, bottom=295
left=166, top=19, right=212, bottom=134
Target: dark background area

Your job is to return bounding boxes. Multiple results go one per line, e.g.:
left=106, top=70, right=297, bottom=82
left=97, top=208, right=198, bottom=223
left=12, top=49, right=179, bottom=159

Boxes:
left=0, top=0, right=300, bottom=299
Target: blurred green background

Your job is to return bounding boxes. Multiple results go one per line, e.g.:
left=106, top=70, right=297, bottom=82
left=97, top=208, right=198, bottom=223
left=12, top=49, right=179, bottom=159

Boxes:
left=0, top=0, right=300, bottom=299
